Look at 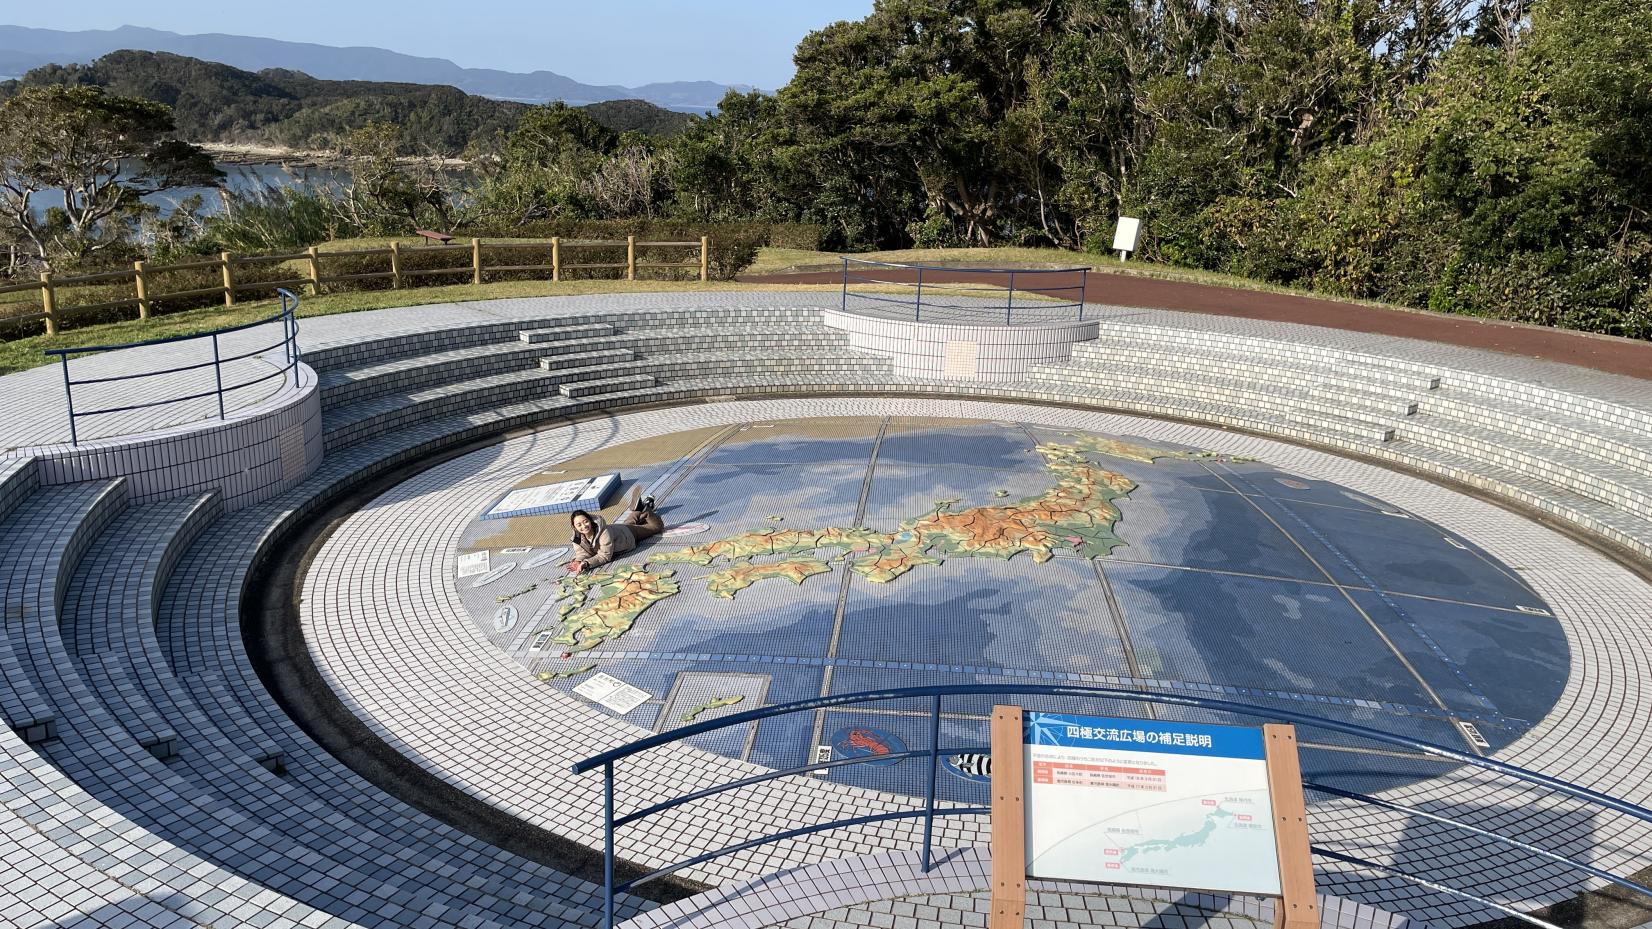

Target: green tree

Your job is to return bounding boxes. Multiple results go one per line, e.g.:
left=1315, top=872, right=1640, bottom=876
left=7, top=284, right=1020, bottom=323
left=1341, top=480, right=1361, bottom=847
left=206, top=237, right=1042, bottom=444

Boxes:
left=0, top=85, right=219, bottom=268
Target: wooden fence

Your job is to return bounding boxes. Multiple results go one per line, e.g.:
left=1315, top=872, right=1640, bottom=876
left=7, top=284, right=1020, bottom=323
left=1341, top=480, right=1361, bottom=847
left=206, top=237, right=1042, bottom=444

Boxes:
left=0, top=236, right=711, bottom=336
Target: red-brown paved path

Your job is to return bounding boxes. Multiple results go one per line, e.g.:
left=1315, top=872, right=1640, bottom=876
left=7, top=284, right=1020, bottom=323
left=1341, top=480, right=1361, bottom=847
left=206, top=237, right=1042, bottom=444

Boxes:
left=743, top=268, right=1652, bottom=381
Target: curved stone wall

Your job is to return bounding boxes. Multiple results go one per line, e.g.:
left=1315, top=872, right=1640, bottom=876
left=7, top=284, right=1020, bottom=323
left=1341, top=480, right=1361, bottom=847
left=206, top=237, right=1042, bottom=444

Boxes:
left=822, top=308, right=1099, bottom=379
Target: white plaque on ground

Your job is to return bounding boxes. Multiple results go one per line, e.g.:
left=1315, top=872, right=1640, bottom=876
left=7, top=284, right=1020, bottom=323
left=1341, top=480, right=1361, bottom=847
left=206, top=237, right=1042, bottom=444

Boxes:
left=482, top=473, right=621, bottom=520
left=456, top=551, right=491, bottom=578
left=1023, top=711, right=1281, bottom=895
left=574, top=673, right=651, bottom=715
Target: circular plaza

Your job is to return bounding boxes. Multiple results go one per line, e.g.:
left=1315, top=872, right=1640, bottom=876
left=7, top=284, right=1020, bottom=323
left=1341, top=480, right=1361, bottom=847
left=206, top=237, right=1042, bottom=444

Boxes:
left=4, top=288, right=1652, bottom=929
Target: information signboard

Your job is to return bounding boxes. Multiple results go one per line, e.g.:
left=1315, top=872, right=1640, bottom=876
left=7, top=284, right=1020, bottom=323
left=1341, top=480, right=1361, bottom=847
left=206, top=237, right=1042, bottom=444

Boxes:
left=1022, top=711, right=1281, bottom=895
left=988, top=706, right=1316, bottom=929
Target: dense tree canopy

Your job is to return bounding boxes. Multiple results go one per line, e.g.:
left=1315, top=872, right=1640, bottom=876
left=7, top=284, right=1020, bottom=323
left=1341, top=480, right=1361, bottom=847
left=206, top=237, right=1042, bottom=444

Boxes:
left=3, top=2, right=1648, bottom=337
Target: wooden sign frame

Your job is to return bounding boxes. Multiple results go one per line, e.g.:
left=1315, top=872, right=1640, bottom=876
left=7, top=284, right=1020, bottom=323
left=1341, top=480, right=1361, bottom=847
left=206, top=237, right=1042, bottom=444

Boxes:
left=989, top=706, right=1317, bottom=929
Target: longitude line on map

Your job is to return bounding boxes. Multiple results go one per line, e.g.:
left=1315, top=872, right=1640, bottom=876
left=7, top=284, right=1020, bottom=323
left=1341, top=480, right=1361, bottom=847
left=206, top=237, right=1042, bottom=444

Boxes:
left=810, top=417, right=890, bottom=752
left=1090, top=558, right=1156, bottom=721
left=1016, top=421, right=1158, bottom=720
left=646, top=424, right=742, bottom=503
left=1222, top=464, right=1500, bottom=714
left=1198, top=464, right=1483, bottom=755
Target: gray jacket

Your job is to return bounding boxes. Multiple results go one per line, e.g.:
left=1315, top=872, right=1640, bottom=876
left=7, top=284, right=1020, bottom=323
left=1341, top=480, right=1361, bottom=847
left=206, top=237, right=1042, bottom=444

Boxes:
left=571, top=514, right=635, bottom=569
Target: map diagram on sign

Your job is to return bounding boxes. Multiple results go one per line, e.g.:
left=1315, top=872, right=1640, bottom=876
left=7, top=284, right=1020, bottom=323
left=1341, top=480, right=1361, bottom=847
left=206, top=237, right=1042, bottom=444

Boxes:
left=1023, top=712, right=1283, bottom=896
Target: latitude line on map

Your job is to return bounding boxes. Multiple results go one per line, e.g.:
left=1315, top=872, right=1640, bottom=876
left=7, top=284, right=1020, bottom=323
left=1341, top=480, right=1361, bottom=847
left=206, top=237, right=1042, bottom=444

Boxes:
left=809, top=416, right=891, bottom=753
left=1100, top=558, right=1545, bottom=617
left=1197, top=464, right=1482, bottom=754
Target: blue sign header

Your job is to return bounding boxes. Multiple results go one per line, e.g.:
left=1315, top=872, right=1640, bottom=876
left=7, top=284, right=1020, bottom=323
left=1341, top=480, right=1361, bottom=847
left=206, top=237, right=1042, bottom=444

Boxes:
left=1024, top=711, right=1265, bottom=760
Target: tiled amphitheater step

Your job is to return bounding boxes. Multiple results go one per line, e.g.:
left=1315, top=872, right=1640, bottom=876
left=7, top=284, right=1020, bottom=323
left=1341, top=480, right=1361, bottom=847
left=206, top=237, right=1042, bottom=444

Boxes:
left=41, top=520, right=563, bottom=929
left=0, top=456, right=36, bottom=524
left=0, top=478, right=129, bottom=745
left=303, top=308, right=826, bottom=370
left=540, top=351, right=893, bottom=385
left=561, top=373, right=657, bottom=397
left=1379, top=438, right=1652, bottom=555
left=1420, top=390, right=1652, bottom=473
left=1070, top=338, right=1442, bottom=394
left=155, top=439, right=647, bottom=923
left=319, top=339, right=565, bottom=406
left=1029, top=361, right=1416, bottom=420
left=62, top=493, right=220, bottom=765
left=0, top=726, right=334, bottom=929
left=1087, top=320, right=1448, bottom=383
left=1397, top=413, right=1652, bottom=520
left=1, top=495, right=465, bottom=919
left=533, top=327, right=850, bottom=359
left=328, top=351, right=893, bottom=451
left=26, top=655, right=525, bottom=929
left=516, top=321, right=616, bottom=343
left=323, top=368, right=560, bottom=450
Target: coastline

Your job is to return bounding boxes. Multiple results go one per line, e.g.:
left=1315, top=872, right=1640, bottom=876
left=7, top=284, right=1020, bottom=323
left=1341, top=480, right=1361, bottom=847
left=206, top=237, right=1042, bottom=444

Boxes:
left=197, top=141, right=470, bottom=170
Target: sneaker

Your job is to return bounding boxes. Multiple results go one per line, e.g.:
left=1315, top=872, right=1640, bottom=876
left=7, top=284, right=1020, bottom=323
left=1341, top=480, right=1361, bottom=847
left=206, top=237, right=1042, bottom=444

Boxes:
left=640, top=495, right=656, bottom=515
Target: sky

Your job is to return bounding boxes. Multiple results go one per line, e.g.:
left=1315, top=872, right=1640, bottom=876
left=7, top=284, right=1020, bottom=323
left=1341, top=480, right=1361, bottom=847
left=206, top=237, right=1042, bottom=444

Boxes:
left=1, top=1, right=876, bottom=89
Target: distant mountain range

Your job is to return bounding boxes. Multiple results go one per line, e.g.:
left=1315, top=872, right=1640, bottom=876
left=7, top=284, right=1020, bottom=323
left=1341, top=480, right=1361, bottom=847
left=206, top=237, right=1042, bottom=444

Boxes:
left=0, top=24, right=752, bottom=111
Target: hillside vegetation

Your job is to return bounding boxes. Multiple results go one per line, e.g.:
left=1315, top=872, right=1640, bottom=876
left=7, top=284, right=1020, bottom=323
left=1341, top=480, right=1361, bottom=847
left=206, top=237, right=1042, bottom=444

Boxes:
left=0, top=51, right=694, bottom=154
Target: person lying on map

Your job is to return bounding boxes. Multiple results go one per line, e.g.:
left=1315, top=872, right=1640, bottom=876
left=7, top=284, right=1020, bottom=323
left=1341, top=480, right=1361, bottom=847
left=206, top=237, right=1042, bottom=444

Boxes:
left=568, top=487, right=663, bottom=574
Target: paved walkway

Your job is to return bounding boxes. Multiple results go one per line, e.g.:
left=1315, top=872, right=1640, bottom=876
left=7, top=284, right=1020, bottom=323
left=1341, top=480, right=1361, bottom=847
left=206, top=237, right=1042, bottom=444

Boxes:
left=745, top=269, right=1652, bottom=381
left=0, top=318, right=295, bottom=450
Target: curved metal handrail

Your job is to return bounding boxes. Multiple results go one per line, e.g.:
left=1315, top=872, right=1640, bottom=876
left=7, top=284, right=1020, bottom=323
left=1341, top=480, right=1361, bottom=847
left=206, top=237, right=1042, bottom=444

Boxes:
left=573, top=683, right=1652, bottom=929
left=838, top=257, right=1090, bottom=324
left=43, top=289, right=302, bottom=444
left=841, top=255, right=1094, bottom=276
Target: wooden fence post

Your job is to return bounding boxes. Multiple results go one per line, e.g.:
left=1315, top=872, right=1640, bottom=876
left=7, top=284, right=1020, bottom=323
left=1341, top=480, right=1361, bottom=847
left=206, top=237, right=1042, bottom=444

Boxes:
left=220, top=252, right=236, bottom=306
left=133, top=260, right=151, bottom=320
left=700, top=235, right=710, bottom=283
left=390, top=241, right=404, bottom=289
left=307, top=246, right=322, bottom=296
left=471, top=238, right=483, bottom=285
left=626, top=235, right=636, bottom=281
left=551, top=237, right=561, bottom=282
left=40, top=271, right=57, bottom=336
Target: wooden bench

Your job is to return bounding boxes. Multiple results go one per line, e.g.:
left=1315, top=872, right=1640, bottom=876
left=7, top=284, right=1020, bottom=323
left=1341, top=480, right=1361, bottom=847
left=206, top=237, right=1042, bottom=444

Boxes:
left=415, top=229, right=454, bottom=245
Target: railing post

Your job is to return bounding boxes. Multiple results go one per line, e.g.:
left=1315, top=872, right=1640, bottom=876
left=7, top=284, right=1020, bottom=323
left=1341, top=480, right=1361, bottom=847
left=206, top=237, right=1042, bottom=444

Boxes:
left=471, top=238, right=483, bottom=286
left=133, top=261, right=150, bottom=320
left=626, top=235, right=636, bottom=281
left=840, top=258, right=849, bottom=312
left=699, top=235, right=710, bottom=282
left=914, top=266, right=924, bottom=323
left=1078, top=269, right=1089, bottom=321
left=603, top=762, right=616, bottom=929
left=210, top=332, right=226, bottom=420
left=551, top=237, right=561, bottom=282
left=39, top=271, right=56, bottom=336
left=220, top=252, right=236, bottom=306
left=1006, top=270, right=1015, bottom=325
left=389, top=241, right=403, bottom=289
left=922, top=694, right=941, bottom=873
left=306, top=246, right=322, bottom=296
left=59, top=354, right=77, bottom=446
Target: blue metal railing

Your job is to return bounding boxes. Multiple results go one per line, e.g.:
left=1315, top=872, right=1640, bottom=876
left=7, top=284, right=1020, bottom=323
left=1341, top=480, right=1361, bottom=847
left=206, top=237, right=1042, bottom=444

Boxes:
left=839, top=257, right=1090, bottom=324
left=44, top=289, right=302, bottom=445
left=572, top=684, right=1652, bottom=929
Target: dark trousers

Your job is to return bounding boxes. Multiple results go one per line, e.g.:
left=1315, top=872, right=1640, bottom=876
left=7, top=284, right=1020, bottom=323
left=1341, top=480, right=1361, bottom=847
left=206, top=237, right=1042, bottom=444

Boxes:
left=619, top=510, right=665, bottom=542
